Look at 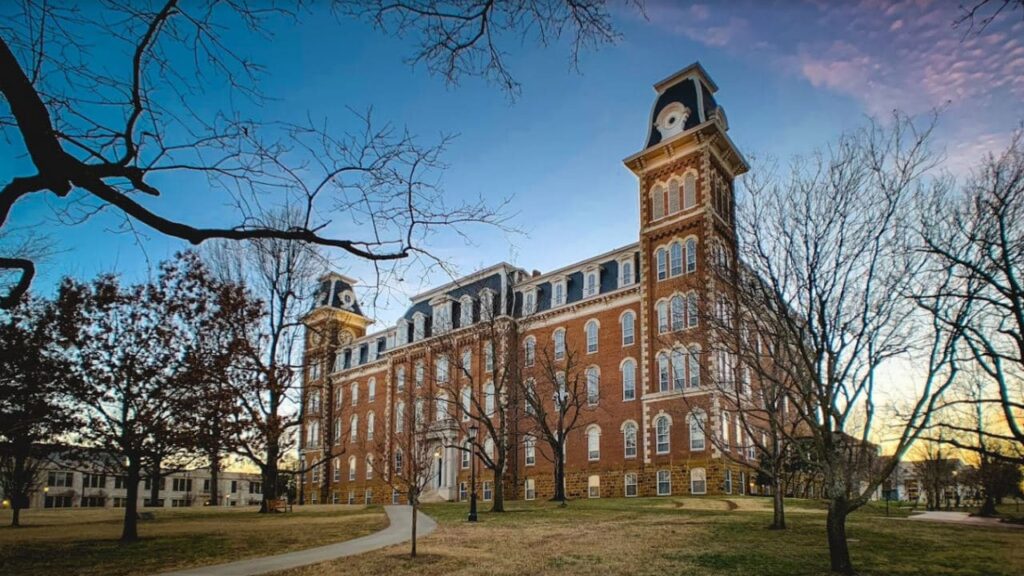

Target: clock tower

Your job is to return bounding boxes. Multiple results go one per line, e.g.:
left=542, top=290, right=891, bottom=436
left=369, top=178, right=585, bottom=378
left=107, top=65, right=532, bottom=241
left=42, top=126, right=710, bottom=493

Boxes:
left=304, top=272, right=372, bottom=369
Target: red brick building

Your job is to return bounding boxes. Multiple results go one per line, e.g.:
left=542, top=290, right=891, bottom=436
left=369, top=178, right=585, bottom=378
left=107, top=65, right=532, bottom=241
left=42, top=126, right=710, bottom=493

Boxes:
left=299, top=62, right=757, bottom=504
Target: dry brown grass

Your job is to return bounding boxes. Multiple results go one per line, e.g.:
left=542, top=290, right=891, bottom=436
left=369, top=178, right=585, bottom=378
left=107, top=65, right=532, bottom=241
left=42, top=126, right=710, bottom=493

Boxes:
left=0, top=504, right=387, bottom=576
left=277, top=498, right=1024, bottom=576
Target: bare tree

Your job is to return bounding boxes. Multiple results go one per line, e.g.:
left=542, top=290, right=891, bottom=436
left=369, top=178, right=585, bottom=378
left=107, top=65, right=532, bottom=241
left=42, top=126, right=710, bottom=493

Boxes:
left=520, top=329, right=595, bottom=505
left=430, top=312, right=522, bottom=512
left=911, top=440, right=958, bottom=510
left=736, top=114, right=960, bottom=574
left=954, top=0, right=1024, bottom=34
left=366, top=371, right=435, bottom=558
left=0, top=0, right=636, bottom=307
left=917, top=133, right=1024, bottom=454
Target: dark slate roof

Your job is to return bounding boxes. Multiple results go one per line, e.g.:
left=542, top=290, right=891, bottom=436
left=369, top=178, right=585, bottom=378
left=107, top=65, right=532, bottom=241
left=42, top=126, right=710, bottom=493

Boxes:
left=312, top=275, right=365, bottom=317
left=646, top=78, right=719, bottom=149
left=398, top=271, right=507, bottom=341
left=515, top=249, right=640, bottom=316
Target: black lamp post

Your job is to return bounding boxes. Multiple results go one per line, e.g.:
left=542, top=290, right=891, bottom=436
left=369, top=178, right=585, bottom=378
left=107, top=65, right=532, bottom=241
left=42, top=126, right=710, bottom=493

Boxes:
left=468, top=423, right=479, bottom=522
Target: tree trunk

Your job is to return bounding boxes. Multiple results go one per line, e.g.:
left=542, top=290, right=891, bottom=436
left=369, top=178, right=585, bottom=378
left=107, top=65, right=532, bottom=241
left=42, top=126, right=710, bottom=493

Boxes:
left=121, top=464, right=141, bottom=542
left=10, top=452, right=25, bottom=527
left=979, top=494, right=998, bottom=516
left=826, top=502, right=854, bottom=575
left=209, top=451, right=220, bottom=506
left=11, top=505, right=21, bottom=527
left=260, top=442, right=280, bottom=513
left=491, top=470, right=505, bottom=512
left=771, top=478, right=786, bottom=530
left=411, top=500, right=418, bottom=558
left=552, top=452, right=566, bottom=504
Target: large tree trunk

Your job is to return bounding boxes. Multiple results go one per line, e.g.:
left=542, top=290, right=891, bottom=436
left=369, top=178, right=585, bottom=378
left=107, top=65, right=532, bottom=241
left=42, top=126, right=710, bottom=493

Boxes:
left=209, top=451, right=220, bottom=506
left=260, top=442, right=280, bottom=513
left=552, top=451, right=566, bottom=504
left=411, top=500, right=418, bottom=558
left=979, top=494, right=998, bottom=516
left=826, top=501, right=854, bottom=575
left=147, top=458, right=161, bottom=507
left=10, top=451, right=26, bottom=527
left=121, top=464, right=141, bottom=542
left=491, top=469, right=505, bottom=512
left=771, top=477, right=786, bottom=530
left=11, top=505, right=21, bottom=527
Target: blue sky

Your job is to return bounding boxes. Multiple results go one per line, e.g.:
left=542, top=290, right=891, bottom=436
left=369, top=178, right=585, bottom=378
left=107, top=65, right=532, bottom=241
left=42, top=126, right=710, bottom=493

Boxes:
left=3, top=0, right=1021, bottom=326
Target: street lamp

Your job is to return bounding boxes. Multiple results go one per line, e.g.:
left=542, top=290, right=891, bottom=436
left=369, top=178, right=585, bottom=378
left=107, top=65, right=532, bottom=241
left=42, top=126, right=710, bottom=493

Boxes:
left=468, top=423, right=479, bottom=522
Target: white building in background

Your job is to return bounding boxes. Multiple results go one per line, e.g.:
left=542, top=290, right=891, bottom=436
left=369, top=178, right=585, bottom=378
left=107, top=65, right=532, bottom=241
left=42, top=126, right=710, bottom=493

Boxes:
left=1, top=448, right=263, bottom=510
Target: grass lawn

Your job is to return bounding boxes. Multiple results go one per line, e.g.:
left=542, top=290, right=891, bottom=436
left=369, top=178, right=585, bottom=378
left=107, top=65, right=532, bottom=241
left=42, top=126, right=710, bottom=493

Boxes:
left=278, top=496, right=1023, bottom=576
left=0, top=504, right=387, bottom=576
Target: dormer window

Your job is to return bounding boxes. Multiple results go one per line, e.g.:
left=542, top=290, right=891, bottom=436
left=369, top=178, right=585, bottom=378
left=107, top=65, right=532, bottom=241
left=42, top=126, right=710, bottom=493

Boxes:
left=479, top=288, right=495, bottom=321
left=583, top=266, right=600, bottom=298
left=432, top=299, right=453, bottom=334
left=552, top=277, right=567, bottom=307
left=522, top=288, right=537, bottom=315
left=460, top=295, right=474, bottom=327
left=396, top=319, right=409, bottom=346
left=620, top=257, right=634, bottom=286
left=412, top=313, right=426, bottom=341
left=368, top=340, right=378, bottom=362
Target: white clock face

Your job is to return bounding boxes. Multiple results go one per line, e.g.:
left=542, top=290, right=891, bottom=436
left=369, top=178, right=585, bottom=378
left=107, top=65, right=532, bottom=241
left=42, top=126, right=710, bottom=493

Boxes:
left=656, top=104, right=690, bottom=139
left=342, top=290, right=354, bottom=307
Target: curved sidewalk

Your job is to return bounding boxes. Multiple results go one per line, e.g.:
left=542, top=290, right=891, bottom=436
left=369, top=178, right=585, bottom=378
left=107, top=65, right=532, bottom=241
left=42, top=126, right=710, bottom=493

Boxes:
left=158, top=505, right=437, bottom=576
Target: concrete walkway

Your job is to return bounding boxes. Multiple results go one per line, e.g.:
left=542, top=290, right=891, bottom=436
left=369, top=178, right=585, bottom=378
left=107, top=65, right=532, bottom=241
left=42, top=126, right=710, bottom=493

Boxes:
left=908, top=510, right=1022, bottom=529
left=158, top=505, right=437, bottom=576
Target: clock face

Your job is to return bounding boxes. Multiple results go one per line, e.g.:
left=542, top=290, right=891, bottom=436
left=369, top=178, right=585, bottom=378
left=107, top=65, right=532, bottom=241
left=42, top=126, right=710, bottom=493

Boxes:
left=310, top=330, right=323, bottom=346
left=338, top=330, right=355, bottom=345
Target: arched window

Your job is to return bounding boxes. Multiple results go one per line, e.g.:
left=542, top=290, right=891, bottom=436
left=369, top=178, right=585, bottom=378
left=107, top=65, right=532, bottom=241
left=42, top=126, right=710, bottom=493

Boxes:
left=652, top=185, right=665, bottom=220
left=686, top=238, right=698, bottom=273
left=683, top=173, right=697, bottom=209
left=414, top=360, right=424, bottom=388
left=670, top=241, right=683, bottom=276
left=366, top=455, right=374, bottom=479
left=553, top=329, right=566, bottom=360
left=671, top=295, right=685, bottom=331
left=524, top=378, right=537, bottom=416
left=656, top=248, right=667, bottom=280
left=435, top=355, right=449, bottom=383
left=689, top=345, right=702, bottom=388
left=396, top=367, right=405, bottom=392
left=586, top=366, right=600, bottom=406
left=435, top=392, right=449, bottom=421
left=621, top=311, right=635, bottom=346
left=484, top=437, right=495, bottom=459
left=395, top=401, right=405, bottom=433
left=623, top=422, right=638, bottom=458
left=621, top=260, right=633, bottom=286
left=461, top=387, right=472, bottom=422
left=368, top=378, right=376, bottom=402
left=585, top=271, right=598, bottom=297
left=721, top=411, right=731, bottom=452
left=414, top=398, right=425, bottom=427
left=350, top=382, right=359, bottom=405
left=688, top=291, right=699, bottom=327
left=461, top=349, right=472, bottom=376
left=690, top=467, right=707, bottom=494
left=668, top=179, right=681, bottom=213
left=657, top=301, right=669, bottom=334
left=621, top=359, right=636, bottom=401
left=586, top=425, right=601, bottom=461
left=658, top=353, right=670, bottom=392
left=689, top=410, right=706, bottom=451
left=485, top=382, right=496, bottom=416
left=553, top=282, right=565, bottom=306
left=348, top=456, right=357, bottom=481
left=460, top=295, right=474, bottom=327
left=350, top=414, right=358, bottom=443
left=524, top=336, right=536, bottom=366
left=672, top=348, right=686, bottom=390
left=655, top=416, right=670, bottom=454
left=585, top=319, right=599, bottom=354
left=524, top=435, right=536, bottom=466
left=461, top=439, right=471, bottom=469
left=367, top=411, right=375, bottom=440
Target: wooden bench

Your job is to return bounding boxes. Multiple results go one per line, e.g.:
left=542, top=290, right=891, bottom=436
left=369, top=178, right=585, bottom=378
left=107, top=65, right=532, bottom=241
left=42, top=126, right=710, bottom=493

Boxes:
left=267, top=499, right=292, bottom=513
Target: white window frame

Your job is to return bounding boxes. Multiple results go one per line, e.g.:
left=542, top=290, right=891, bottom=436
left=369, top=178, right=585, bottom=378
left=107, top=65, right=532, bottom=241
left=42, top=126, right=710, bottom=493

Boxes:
left=621, top=311, right=635, bottom=346
left=657, top=470, right=672, bottom=496
left=586, top=425, right=601, bottom=461
left=621, top=359, right=636, bottom=401
left=655, top=416, right=670, bottom=454
left=588, top=475, right=601, bottom=499
left=690, top=467, right=707, bottom=495
left=624, top=473, right=638, bottom=497
left=585, top=319, right=599, bottom=354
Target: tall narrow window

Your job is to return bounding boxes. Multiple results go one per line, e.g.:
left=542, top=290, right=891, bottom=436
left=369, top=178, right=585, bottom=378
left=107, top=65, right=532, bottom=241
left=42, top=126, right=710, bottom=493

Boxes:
left=485, top=382, right=496, bottom=416
left=586, top=425, right=601, bottom=461
left=415, top=360, right=424, bottom=388
left=625, top=473, right=638, bottom=497
left=523, top=290, right=535, bottom=314
left=553, top=282, right=565, bottom=306
left=484, top=341, right=494, bottom=372
left=350, top=414, right=358, bottom=442
left=656, top=249, right=667, bottom=280
left=367, top=412, right=375, bottom=440
left=524, top=436, right=536, bottom=466
left=460, top=296, right=474, bottom=326
left=651, top=185, right=665, bottom=220
left=366, top=456, right=374, bottom=479
left=670, top=241, right=683, bottom=276
left=461, top=387, right=472, bottom=422
left=658, top=353, right=670, bottom=392
left=621, top=260, right=633, bottom=286
left=368, top=378, right=376, bottom=402
left=554, top=329, right=566, bottom=360
left=686, top=238, right=697, bottom=273
left=672, top=348, right=686, bottom=390
left=413, top=313, right=425, bottom=341
left=655, top=416, right=670, bottom=454
left=623, top=422, right=638, bottom=458
left=657, top=470, right=672, bottom=496
left=348, top=456, right=356, bottom=481
left=435, top=393, right=449, bottom=421
left=683, top=173, right=697, bottom=209
left=585, top=272, right=598, bottom=297
left=394, top=450, right=403, bottom=475
left=586, top=367, right=600, bottom=406
left=689, top=346, right=701, bottom=388
left=724, top=469, right=733, bottom=494
left=414, top=398, right=425, bottom=427
left=351, top=382, right=359, bottom=405
left=395, top=401, right=405, bottom=433
left=688, top=292, right=699, bottom=327
left=657, top=301, right=669, bottom=334
left=621, top=311, right=635, bottom=346
left=671, top=295, right=685, bottom=331
left=435, top=355, right=449, bottom=383
left=585, top=320, right=599, bottom=354
left=668, top=179, right=681, bottom=213
left=621, top=359, right=636, bottom=401
left=396, top=367, right=405, bottom=392
left=721, top=412, right=731, bottom=452
left=689, top=411, right=706, bottom=451
left=524, top=337, right=536, bottom=367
